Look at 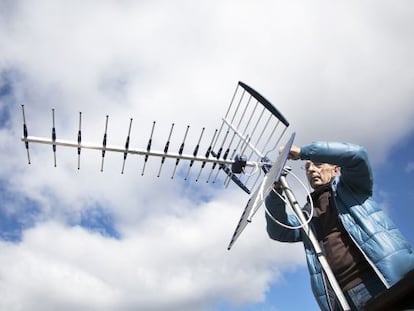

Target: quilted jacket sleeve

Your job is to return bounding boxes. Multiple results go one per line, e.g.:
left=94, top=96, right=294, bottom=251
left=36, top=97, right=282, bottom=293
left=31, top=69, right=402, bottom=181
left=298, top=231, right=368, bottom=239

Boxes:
left=265, top=188, right=302, bottom=242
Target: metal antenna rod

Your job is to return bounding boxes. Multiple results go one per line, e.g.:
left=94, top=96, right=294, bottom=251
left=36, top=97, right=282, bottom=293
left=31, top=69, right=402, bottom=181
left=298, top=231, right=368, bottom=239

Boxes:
left=203, top=86, right=245, bottom=183
left=121, top=118, right=133, bottom=174
left=225, top=107, right=265, bottom=188
left=227, top=82, right=241, bottom=117
left=225, top=96, right=252, bottom=163
left=214, top=96, right=253, bottom=184
left=235, top=95, right=252, bottom=128
left=212, top=141, right=232, bottom=184
left=211, top=89, right=245, bottom=158
left=207, top=128, right=230, bottom=179
left=224, top=170, right=233, bottom=189
left=262, top=119, right=281, bottom=155
left=232, top=111, right=271, bottom=189
left=204, top=84, right=240, bottom=180
left=21, top=105, right=31, bottom=164
left=212, top=142, right=231, bottom=184
left=229, top=98, right=257, bottom=161
left=249, top=164, right=265, bottom=193
left=245, top=119, right=283, bottom=188
left=279, top=174, right=351, bottom=311
left=245, top=106, right=266, bottom=161
left=77, top=112, right=82, bottom=170
left=244, top=126, right=289, bottom=189
left=216, top=140, right=234, bottom=186
left=249, top=112, right=272, bottom=158
left=213, top=97, right=259, bottom=184
left=171, top=125, right=190, bottom=179
left=247, top=124, right=288, bottom=191
left=185, top=127, right=204, bottom=181
left=52, top=108, right=57, bottom=167
left=213, top=127, right=237, bottom=184
left=241, top=132, right=265, bottom=191
left=236, top=100, right=259, bottom=156
left=196, top=128, right=217, bottom=182
left=212, top=89, right=245, bottom=152
left=207, top=91, right=248, bottom=182
left=238, top=106, right=267, bottom=188
left=100, top=115, right=109, bottom=172
left=240, top=99, right=259, bottom=138
left=207, top=128, right=230, bottom=183
left=231, top=133, right=252, bottom=192
left=267, top=126, right=288, bottom=157
left=157, top=123, right=174, bottom=177
left=141, top=121, right=156, bottom=176
left=239, top=134, right=252, bottom=160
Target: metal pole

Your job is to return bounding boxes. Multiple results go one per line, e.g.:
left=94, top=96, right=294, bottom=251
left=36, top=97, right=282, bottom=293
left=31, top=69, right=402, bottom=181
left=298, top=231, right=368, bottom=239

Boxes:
left=279, top=174, right=351, bottom=311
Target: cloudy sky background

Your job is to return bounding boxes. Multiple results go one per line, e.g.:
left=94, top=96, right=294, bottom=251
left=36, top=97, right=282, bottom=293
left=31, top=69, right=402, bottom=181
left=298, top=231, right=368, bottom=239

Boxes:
left=0, top=1, right=413, bottom=310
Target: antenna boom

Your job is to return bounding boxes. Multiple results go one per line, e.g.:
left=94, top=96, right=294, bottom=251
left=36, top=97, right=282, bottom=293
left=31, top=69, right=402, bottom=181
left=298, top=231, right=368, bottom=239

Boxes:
left=21, top=136, right=262, bottom=168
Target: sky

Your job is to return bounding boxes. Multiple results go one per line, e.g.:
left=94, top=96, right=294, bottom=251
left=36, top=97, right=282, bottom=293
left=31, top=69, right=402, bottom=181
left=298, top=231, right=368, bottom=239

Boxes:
left=0, top=1, right=413, bottom=310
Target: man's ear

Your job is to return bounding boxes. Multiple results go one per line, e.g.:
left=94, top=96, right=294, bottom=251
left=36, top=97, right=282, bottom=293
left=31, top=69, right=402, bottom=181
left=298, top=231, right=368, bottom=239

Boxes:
left=333, top=166, right=341, bottom=176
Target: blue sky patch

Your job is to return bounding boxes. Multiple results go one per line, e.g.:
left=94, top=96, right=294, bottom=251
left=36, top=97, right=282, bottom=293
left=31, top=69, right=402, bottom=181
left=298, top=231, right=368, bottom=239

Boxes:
left=78, top=205, right=121, bottom=239
left=0, top=69, right=16, bottom=128
left=0, top=179, right=41, bottom=242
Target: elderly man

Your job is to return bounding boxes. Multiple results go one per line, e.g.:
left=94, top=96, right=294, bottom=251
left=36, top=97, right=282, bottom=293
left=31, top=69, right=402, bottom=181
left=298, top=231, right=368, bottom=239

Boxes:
left=265, top=141, right=414, bottom=311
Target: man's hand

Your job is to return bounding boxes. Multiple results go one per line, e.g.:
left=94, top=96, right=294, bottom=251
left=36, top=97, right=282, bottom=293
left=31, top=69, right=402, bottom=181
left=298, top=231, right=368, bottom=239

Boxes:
left=279, top=145, right=301, bottom=160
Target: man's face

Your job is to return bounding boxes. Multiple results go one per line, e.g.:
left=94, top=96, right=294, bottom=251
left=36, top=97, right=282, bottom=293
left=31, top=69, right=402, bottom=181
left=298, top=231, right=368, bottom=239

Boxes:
left=305, top=161, right=340, bottom=189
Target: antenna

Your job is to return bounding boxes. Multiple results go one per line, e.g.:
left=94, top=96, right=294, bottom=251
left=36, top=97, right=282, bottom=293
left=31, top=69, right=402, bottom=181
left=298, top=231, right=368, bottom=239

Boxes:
left=20, top=81, right=291, bottom=245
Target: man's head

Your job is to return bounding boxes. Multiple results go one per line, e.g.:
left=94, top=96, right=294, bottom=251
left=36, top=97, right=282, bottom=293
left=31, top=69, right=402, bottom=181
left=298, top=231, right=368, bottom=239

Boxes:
left=305, top=161, right=340, bottom=189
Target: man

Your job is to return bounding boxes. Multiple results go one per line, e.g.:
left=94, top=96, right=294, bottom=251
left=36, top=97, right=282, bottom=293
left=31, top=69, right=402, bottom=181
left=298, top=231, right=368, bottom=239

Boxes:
left=265, top=141, right=414, bottom=310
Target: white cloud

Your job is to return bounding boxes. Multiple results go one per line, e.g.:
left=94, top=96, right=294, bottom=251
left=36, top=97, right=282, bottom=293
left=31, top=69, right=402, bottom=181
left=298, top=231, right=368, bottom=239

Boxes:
left=0, top=203, right=304, bottom=311
left=1, top=0, right=414, bottom=310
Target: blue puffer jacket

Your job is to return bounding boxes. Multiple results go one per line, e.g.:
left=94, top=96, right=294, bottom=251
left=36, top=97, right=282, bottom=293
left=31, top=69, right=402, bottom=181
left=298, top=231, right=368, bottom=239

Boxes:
left=265, top=141, right=414, bottom=311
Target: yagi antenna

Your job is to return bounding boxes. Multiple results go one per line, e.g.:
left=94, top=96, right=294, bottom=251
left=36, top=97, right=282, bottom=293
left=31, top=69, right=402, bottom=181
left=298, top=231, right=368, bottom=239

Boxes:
left=20, top=81, right=291, bottom=249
